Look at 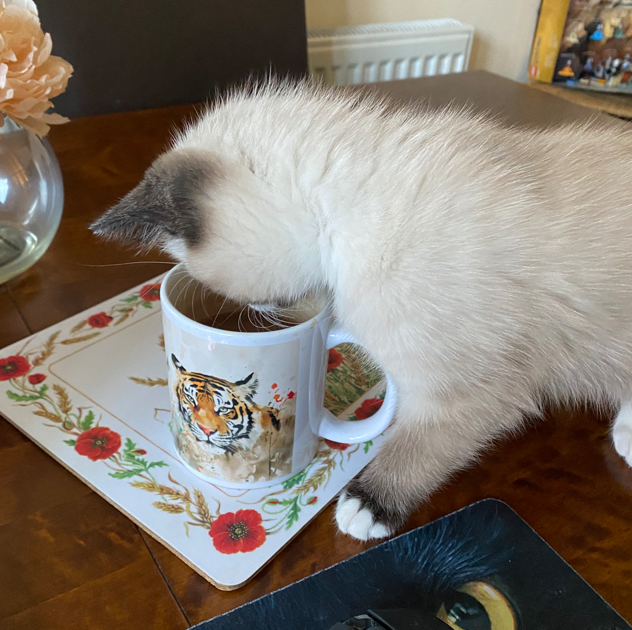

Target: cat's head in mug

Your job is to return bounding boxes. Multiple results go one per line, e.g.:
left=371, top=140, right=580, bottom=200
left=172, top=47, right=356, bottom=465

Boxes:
left=90, top=83, right=334, bottom=310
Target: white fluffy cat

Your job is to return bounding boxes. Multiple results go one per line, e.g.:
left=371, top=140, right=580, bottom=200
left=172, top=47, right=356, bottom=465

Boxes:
left=92, top=81, right=632, bottom=541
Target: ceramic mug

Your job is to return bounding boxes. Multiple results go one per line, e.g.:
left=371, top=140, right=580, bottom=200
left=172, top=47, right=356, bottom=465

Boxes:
left=160, top=264, right=396, bottom=488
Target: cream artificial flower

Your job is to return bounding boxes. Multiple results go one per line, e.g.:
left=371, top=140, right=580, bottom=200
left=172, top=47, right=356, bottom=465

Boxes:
left=2, top=1, right=39, bottom=15
left=0, top=0, right=73, bottom=136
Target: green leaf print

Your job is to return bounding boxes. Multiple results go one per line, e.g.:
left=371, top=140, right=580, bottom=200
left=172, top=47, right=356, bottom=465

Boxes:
left=279, top=497, right=301, bottom=530
left=147, top=461, right=168, bottom=470
left=79, top=410, right=95, bottom=432
left=7, top=390, right=40, bottom=403
left=282, top=469, right=308, bottom=490
left=109, top=469, right=145, bottom=480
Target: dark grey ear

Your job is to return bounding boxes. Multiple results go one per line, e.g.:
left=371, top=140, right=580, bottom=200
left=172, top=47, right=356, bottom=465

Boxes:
left=235, top=372, right=259, bottom=399
left=171, top=354, right=186, bottom=373
left=90, top=153, right=213, bottom=249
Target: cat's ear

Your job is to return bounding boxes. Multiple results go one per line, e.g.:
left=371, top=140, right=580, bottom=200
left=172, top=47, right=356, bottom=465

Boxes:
left=171, top=354, right=186, bottom=373
left=90, top=152, right=214, bottom=250
left=235, top=372, right=259, bottom=398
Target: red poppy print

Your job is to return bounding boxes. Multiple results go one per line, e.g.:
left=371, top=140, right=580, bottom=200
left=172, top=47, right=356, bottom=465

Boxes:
left=75, top=426, right=122, bottom=461
left=355, top=398, right=384, bottom=420
left=0, top=355, right=31, bottom=381
left=139, top=283, right=161, bottom=302
left=28, top=373, right=46, bottom=385
left=87, top=312, right=113, bottom=328
left=327, top=348, right=344, bottom=372
left=287, top=391, right=295, bottom=399
left=325, top=439, right=349, bottom=451
left=209, top=509, right=266, bottom=554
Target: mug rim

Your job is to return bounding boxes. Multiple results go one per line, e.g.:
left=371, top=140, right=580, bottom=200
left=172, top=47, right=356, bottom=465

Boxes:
left=160, top=263, right=331, bottom=343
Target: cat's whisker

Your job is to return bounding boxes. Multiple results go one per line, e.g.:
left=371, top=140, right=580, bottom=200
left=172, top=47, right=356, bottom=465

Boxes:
left=212, top=294, right=231, bottom=328
left=253, top=309, right=264, bottom=331
left=237, top=306, right=247, bottom=333
left=77, top=261, right=177, bottom=268
left=273, top=312, right=296, bottom=325
left=246, top=306, right=260, bottom=331
left=261, top=309, right=290, bottom=330
left=178, top=278, right=194, bottom=308
left=215, top=304, right=242, bottom=329
left=269, top=307, right=296, bottom=324
left=201, top=286, right=213, bottom=323
left=256, top=309, right=277, bottom=332
left=191, top=282, right=199, bottom=323
left=260, top=310, right=276, bottom=327
left=169, top=272, right=192, bottom=308
left=175, top=277, right=195, bottom=310
left=256, top=310, right=273, bottom=332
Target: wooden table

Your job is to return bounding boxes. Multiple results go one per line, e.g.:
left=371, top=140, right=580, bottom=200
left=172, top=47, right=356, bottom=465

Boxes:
left=1, top=70, right=631, bottom=629
left=529, top=80, right=632, bottom=120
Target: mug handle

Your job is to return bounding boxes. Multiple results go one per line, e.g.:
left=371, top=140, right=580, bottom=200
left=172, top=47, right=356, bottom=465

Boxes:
left=317, top=322, right=397, bottom=443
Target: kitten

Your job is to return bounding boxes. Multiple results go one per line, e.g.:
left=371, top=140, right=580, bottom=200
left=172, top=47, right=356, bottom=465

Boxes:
left=92, top=80, right=632, bottom=541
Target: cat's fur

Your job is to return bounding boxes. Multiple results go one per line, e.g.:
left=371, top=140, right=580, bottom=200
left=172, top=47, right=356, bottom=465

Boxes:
left=92, top=81, right=632, bottom=540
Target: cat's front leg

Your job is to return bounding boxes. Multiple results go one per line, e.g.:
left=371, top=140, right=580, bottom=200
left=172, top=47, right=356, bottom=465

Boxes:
left=335, top=398, right=523, bottom=541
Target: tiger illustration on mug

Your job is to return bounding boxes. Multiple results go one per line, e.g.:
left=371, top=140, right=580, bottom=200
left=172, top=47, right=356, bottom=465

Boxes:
left=171, top=354, right=281, bottom=454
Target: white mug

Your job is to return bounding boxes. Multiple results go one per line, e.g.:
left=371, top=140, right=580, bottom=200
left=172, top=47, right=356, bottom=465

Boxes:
left=160, top=264, right=396, bottom=488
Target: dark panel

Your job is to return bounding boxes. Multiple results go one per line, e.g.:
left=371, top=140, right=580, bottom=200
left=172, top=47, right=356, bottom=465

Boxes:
left=36, top=0, right=307, bottom=118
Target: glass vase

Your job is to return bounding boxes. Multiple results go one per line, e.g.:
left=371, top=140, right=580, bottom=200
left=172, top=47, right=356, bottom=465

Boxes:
left=0, top=116, right=64, bottom=285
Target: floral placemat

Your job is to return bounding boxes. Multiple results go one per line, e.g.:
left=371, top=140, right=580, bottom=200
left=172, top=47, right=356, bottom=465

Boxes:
left=0, top=277, right=386, bottom=589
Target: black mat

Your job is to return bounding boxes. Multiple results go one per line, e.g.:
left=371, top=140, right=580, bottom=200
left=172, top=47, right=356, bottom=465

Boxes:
left=195, top=499, right=630, bottom=629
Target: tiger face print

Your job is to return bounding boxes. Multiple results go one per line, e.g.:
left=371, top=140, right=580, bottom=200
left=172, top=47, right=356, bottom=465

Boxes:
left=171, top=354, right=280, bottom=454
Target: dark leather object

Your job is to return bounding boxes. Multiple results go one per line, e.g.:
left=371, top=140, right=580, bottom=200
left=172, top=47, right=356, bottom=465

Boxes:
left=197, top=500, right=631, bottom=630
left=328, top=609, right=450, bottom=629
left=369, top=609, right=451, bottom=629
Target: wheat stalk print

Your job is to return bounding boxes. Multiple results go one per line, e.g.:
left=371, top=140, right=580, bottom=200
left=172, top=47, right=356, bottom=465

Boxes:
left=129, top=376, right=168, bottom=387
left=60, top=333, right=101, bottom=345
left=131, top=473, right=220, bottom=534
left=31, top=331, right=60, bottom=366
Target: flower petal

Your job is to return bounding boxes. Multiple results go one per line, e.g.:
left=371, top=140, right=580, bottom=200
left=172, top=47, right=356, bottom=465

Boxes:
left=240, top=526, right=266, bottom=553
left=2, top=0, right=38, bottom=15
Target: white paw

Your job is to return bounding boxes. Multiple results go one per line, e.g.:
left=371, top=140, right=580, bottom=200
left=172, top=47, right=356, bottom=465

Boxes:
left=613, top=426, right=632, bottom=467
left=335, top=492, right=394, bottom=541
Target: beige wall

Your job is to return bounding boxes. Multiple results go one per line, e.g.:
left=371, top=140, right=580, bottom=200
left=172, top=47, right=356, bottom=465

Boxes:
left=305, top=0, right=542, bottom=82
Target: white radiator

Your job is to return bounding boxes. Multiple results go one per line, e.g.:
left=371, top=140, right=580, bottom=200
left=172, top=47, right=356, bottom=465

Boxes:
left=307, top=19, right=474, bottom=86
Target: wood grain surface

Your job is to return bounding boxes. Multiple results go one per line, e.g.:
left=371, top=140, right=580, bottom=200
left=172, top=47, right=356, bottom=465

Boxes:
left=0, top=71, right=630, bottom=628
